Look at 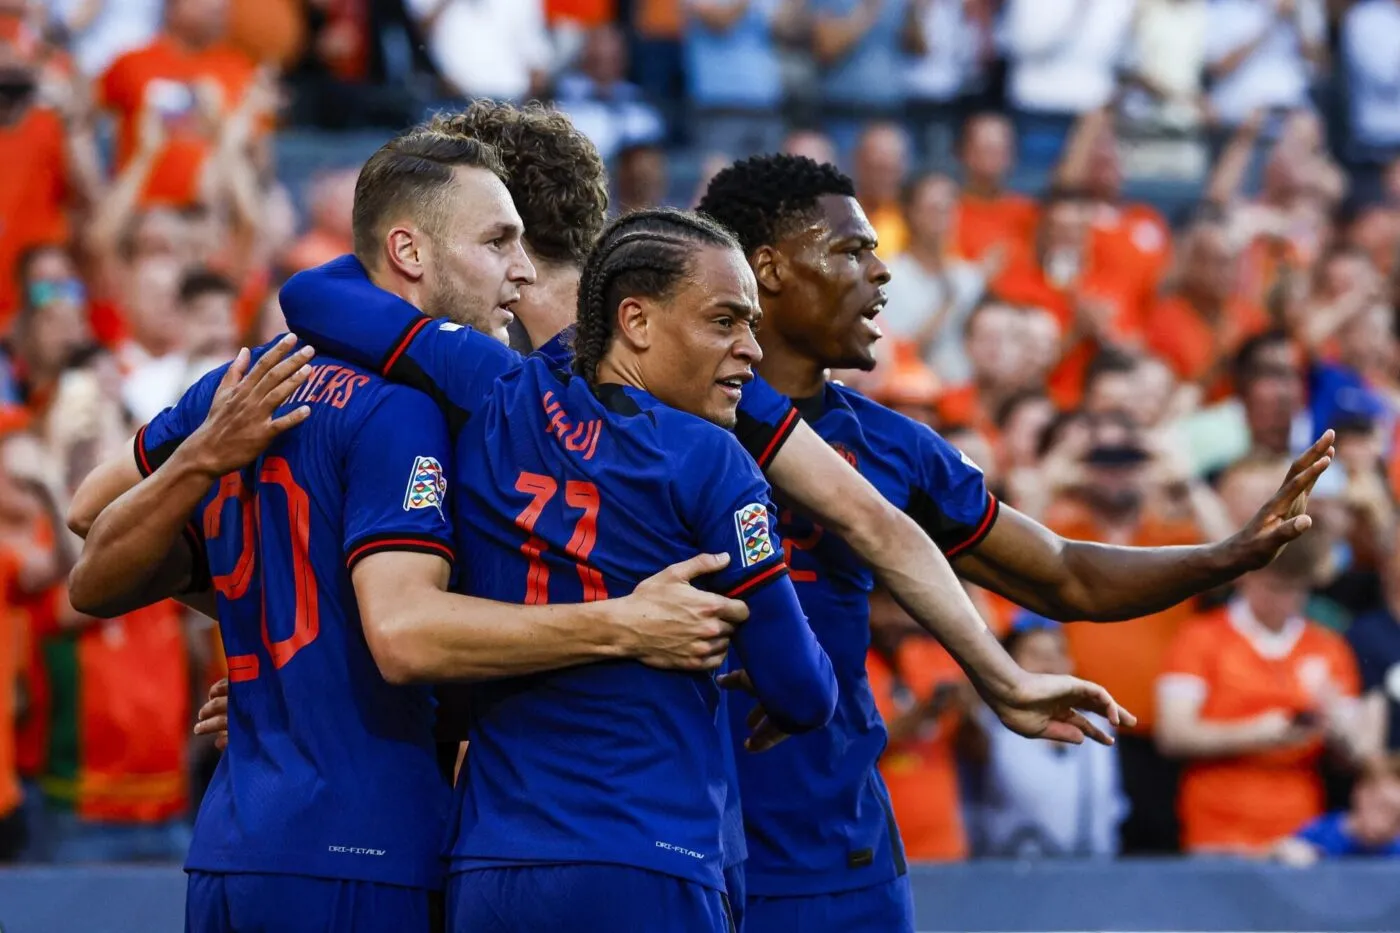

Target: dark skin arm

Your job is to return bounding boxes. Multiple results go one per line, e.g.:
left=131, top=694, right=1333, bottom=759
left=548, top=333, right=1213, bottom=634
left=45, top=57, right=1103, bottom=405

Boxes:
left=955, top=433, right=1335, bottom=622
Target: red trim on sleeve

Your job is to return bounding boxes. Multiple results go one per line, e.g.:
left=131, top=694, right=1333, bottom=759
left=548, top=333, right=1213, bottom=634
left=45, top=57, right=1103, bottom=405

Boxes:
left=133, top=423, right=154, bottom=477
left=725, top=562, right=789, bottom=599
left=383, top=317, right=432, bottom=377
left=756, top=407, right=799, bottom=469
left=346, top=536, right=455, bottom=571
left=944, top=495, right=1000, bottom=560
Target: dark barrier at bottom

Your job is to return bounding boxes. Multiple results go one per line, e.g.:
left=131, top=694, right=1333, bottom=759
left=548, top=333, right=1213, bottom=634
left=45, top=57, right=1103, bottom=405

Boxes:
left=2, top=859, right=1399, bottom=932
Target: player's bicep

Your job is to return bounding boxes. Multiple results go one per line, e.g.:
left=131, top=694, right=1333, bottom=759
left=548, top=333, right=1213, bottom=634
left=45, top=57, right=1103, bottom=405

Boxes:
left=904, top=423, right=999, bottom=557
left=352, top=550, right=452, bottom=679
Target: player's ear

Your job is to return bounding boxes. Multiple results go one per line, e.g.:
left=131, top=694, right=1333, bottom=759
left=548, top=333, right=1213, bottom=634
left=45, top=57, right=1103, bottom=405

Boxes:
left=751, top=245, right=783, bottom=295
left=384, top=226, right=427, bottom=282
left=615, top=296, right=652, bottom=352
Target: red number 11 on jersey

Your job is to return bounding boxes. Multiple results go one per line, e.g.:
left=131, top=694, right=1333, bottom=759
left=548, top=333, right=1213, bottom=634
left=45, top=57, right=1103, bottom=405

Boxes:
left=513, top=471, right=609, bottom=604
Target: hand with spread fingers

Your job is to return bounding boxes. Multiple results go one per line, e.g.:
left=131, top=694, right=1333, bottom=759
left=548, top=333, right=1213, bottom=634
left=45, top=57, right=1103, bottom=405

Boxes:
left=984, top=672, right=1136, bottom=746
left=1226, top=430, right=1335, bottom=572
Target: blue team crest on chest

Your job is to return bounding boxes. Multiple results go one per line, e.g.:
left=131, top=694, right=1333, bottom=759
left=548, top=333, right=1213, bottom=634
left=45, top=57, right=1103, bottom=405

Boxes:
left=404, top=455, right=447, bottom=516
left=735, top=503, right=775, bottom=567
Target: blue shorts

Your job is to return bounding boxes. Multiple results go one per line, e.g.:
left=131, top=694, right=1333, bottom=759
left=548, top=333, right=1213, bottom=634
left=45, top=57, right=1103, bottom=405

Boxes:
left=723, top=863, right=746, bottom=932
left=744, top=875, right=914, bottom=933
left=448, top=864, right=735, bottom=933
left=185, top=870, right=440, bottom=933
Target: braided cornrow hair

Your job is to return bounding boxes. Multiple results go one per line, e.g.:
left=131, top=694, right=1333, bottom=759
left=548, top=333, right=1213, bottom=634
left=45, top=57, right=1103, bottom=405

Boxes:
left=572, top=208, right=741, bottom=383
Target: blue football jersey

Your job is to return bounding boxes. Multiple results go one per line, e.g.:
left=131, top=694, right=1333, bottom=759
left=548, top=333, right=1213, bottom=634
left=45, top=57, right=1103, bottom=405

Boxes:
left=446, top=356, right=834, bottom=891
left=135, top=344, right=456, bottom=890
left=729, top=380, right=998, bottom=897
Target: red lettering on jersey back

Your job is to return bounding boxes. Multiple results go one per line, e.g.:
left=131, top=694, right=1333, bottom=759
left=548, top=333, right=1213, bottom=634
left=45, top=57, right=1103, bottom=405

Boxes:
left=540, top=391, right=602, bottom=461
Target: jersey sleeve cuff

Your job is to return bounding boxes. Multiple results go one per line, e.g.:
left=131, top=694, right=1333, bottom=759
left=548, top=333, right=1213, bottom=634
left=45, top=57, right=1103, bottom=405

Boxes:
left=735, top=405, right=801, bottom=472
left=381, top=315, right=433, bottom=377
left=133, top=422, right=187, bottom=479
left=723, top=561, right=790, bottom=600
left=346, top=532, right=456, bottom=571
left=943, top=495, right=1000, bottom=559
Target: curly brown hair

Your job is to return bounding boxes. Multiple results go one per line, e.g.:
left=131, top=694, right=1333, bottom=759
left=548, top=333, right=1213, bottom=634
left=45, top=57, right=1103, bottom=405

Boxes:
left=424, top=102, right=609, bottom=269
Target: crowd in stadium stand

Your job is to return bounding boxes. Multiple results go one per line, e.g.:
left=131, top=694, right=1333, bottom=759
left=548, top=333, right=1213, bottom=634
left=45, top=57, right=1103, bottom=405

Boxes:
left=1, top=0, right=1400, bottom=867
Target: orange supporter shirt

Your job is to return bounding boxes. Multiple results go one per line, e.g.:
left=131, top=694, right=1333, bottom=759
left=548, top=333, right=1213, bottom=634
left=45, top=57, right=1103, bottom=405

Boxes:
left=99, top=35, right=257, bottom=207
left=1047, top=500, right=1204, bottom=732
left=933, top=383, right=992, bottom=437
left=868, top=638, right=968, bottom=861
left=952, top=193, right=1039, bottom=263
left=1090, top=202, right=1171, bottom=316
left=1145, top=295, right=1271, bottom=400
left=0, top=106, right=71, bottom=328
left=548, top=0, right=617, bottom=25
left=992, top=256, right=1142, bottom=409
left=1162, top=606, right=1360, bottom=853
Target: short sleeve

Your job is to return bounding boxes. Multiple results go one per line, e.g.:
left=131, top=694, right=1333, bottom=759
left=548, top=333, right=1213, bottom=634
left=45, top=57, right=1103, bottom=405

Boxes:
left=342, top=387, right=456, bottom=571
left=677, top=426, right=789, bottom=599
left=280, top=258, right=521, bottom=434
left=133, top=362, right=230, bottom=477
left=905, top=421, right=998, bottom=558
left=1161, top=617, right=1219, bottom=682
left=734, top=374, right=801, bottom=471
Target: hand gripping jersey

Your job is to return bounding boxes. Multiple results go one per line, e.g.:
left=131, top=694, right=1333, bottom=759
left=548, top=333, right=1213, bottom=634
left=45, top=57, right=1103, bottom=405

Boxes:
left=730, top=383, right=998, bottom=898
left=136, top=346, right=456, bottom=890
left=278, top=257, right=808, bottom=875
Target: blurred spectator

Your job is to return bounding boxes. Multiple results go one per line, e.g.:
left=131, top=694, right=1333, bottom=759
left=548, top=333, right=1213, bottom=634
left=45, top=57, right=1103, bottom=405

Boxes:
left=1120, top=0, right=1210, bottom=132
left=1042, top=413, right=1214, bottom=854
left=280, top=167, right=356, bottom=274
left=554, top=24, right=665, bottom=162
left=224, top=0, right=307, bottom=70
left=10, top=273, right=93, bottom=421
left=408, top=0, right=550, bottom=103
left=51, top=0, right=163, bottom=78
left=994, top=389, right=1056, bottom=484
left=629, top=0, right=684, bottom=132
left=852, top=121, right=910, bottom=253
left=1204, top=0, right=1326, bottom=130
left=98, top=0, right=262, bottom=208
left=868, top=585, right=974, bottom=861
left=615, top=143, right=669, bottom=212
left=902, top=0, right=990, bottom=166
left=967, top=614, right=1127, bottom=858
left=782, top=127, right=839, bottom=165
left=1341, top=0, right=1400, bottom=161
left=0, top=38, right=99, bottom=328
left=1347, top=525, right=1400, bottom=752
left=1235, top=329, right=1312, bottom=460
left=951, top=112, right=1039, bottom=263
left=1146, top=218, right=1268, bottom=400
left=1157, top=532, right=1374, bottom=856
left=1056, top=110, right=1174, bottom=318
left=682, top=0, right=786, bottom=158
left=933, top=297, right=1033, bottom=439
left=878, top=172, right=993, bottom=386
left=992, top=187, right=1140, bottom=409
left=811, top=0, right=907, bottom=155
left=999, top=0, right=1135, bottom=166
left=1275, top=754, right=1400, bottom=863
left=122, top=266, right=236, bottom=423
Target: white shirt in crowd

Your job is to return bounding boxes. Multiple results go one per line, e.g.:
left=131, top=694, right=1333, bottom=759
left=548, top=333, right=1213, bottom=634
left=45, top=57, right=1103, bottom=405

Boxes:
left=972, top=706, right=1128, bottom=858
left=879, top=255, right=987, bottom=385
left=407, top=0, right=552, bottom=103
left=1205, top=0, right=1325, bottom=127
left=904, top=0, right=983, bottom=103
left=122, top=354, right=225, bottom=427
left=1121, top=0, right=1210, bottom=129
left=1000, top=0, right=1137, bottom=115
left=1342, top=0, right=1400, bottom=150
left=49, top=0, right=162, bottom=77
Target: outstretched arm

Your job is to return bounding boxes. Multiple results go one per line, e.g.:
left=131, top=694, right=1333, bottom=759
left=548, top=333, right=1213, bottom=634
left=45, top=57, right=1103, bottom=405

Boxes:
left=955, top=433, right=1334, bottom=621
left=765, top=423, right=1130, bottom=744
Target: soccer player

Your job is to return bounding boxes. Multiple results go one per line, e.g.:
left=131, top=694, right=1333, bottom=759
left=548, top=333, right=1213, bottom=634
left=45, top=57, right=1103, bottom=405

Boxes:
left=67, top=131, right=751, bottom=933
left=692, top=153, right=1334, bottom=932
left=443, top=207, right=837, bottom=931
